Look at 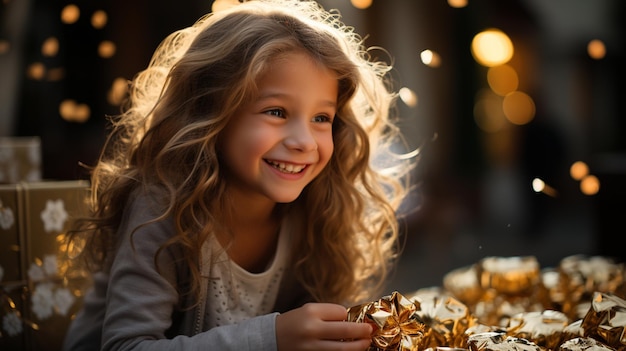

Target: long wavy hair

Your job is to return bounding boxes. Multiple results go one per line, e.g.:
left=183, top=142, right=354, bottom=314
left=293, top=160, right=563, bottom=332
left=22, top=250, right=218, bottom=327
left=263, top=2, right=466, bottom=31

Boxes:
left=69, top=0, right=415, bottom=306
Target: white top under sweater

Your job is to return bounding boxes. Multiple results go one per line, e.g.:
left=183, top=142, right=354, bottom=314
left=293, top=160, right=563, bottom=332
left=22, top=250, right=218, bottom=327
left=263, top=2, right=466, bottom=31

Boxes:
left=204, top=225, right=289, bottom=328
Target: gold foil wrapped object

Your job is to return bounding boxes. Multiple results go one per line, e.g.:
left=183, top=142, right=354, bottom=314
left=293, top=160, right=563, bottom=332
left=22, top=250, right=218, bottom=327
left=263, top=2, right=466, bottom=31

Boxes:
left=444, top=264, right=484, bottom=306
left=411, top=293, right=476, bottom=348
left=557, top=256, right=626, bottom=320
left=560, top=337, right=617, bottom=351
left=347, top=291, right=425, bottom=351
left=506, top=310, right=569, bottom=350
left=479, top=256, right=541, bottom=296
left=581, top=292, right=626, bottom=350
left=353, top=256, right=626, bottom=351
left=468, top=332, right=541, bottom=351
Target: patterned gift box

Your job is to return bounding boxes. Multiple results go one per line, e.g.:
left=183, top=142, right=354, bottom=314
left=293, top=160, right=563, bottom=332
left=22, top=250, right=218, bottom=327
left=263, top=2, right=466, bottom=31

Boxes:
left=0, top=180, right=90, bottom=351
left=0, top=137, right=42, bottom=184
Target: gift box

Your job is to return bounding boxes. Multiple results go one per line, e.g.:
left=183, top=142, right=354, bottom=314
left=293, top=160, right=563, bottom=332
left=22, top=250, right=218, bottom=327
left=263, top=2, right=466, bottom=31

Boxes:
left=348, top=255, right=626, bottom=351
left=0, top=180, right=90, bottom=351
left=0, top=137, right=42, bottom=184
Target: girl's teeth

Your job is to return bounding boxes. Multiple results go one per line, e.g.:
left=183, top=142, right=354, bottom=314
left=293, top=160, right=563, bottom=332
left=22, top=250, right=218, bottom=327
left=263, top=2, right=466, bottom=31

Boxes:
left=269, top=161, right=304, bottom=173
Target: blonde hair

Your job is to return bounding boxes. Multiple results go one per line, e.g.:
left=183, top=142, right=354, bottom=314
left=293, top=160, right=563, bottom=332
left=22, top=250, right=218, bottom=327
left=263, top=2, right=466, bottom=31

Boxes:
left=71, top=0, right=415, bottom=305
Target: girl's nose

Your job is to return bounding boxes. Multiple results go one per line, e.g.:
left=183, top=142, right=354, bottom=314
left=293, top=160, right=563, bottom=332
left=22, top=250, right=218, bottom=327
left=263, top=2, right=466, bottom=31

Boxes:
left=284, top=119, right=318, bottom=152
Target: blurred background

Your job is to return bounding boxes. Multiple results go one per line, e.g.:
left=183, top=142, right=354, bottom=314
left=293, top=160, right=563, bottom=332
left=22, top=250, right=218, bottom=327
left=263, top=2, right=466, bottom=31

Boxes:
left=1, top=0, right=625, bottom=295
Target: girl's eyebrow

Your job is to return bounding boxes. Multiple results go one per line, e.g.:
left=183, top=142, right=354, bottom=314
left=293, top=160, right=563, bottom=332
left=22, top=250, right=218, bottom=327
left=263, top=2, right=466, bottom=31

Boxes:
left=257, top=92, right=338, bottom=108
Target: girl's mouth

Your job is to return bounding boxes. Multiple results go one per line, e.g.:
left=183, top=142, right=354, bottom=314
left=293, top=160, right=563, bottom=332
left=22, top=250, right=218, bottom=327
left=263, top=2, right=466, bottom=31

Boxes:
left=265, top=159, right=306, bottom=174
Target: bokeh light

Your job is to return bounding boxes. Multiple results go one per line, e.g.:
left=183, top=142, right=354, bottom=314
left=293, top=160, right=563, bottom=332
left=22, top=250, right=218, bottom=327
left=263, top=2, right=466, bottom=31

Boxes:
left=447, top=0, right=468, bottom=8
left=487, top=64, right=518, bottom=96
left=502, top=91, right=535, bottom=125
left=351, top=0, right=373, bottom=9
left=580, top=175, right=600, bottom=195
left=0, top=39, right=10, bottom=55
left=61, top=4, right=80, bottom=24
left=420, top=49, right=442, bottom=67
left=41, top=37, right=59, bottom=57
left=399, top=87, right=418, bottom=108
left=98, top=41, right=116, bottom=58
left=91, top=10, right=108, bottom=29
left=27, top=62, right=46, bottom=80
left=471, top=29, right=514, bottom=67
left=532, top=178, right=557, bottom=197
left=59, top=99, right=90, bottom=123
left=107, top=77, right=130, bottom=106
left=570, top=161, right=589, bottom=180
left=587, top=39, right=606, bottom=60
left=47, top=67, right=65, bottom=82
left=211, top=0, right=240, bottom=12
left=474, top=89, right=507, bottom=133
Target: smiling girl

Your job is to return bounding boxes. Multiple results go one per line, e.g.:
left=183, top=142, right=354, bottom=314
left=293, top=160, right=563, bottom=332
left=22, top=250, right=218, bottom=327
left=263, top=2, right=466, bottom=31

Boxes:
left=63, top=0, right=415, bottom=350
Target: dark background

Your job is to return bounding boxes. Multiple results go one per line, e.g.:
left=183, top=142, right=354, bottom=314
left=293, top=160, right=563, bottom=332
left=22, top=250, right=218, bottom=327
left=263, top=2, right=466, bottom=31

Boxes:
left=1, top=0, right=624, bottom=294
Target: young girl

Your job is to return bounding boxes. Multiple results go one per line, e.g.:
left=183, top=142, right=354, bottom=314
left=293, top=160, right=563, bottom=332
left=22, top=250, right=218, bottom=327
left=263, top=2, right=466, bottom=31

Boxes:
left=63, top=0, right=415, bottom=350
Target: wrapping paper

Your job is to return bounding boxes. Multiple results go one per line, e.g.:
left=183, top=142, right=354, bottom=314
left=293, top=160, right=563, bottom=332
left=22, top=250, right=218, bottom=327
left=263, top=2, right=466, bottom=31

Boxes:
left=348, top=255, right=626, bottom=351
left=0, top=181, right=90, bottom=351
left=347, top=291, right=425, bottom=350
left=0, top=137, right=42, bottom=184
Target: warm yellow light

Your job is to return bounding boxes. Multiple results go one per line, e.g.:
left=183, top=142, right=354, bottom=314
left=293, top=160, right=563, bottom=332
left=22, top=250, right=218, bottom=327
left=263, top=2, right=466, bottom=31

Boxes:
left=212, top=0, right=240, bottom=12
left=351, top=0, right=373, bottom=9
left=532, top=178, right=545, bottom=192
left=487, top=64, right=518, bottom=96
left=532, top=178, right=557, bottom=197
left=41, top=37, right=59, bottom=57
left=580, top=175, right=600, bottom=195
left=59, top=99, right=90, bottom=123
left=587, top=39, right=606, bottom=60
left=0, top=39, right=10, bottom=55
left=474, top=89, right=506, bottom=133
left=570, top=161, right=589, bottom=180
left=447, top=0, right=468, bottom=8
left=502, top=91, right=535, bottom=125
left=98, top=41, right=116, bottom=58
left=91, top=10, right=108, bottom=29
left=471, top=29, right=514, bottom=67
left=27, top=62, right=46, bottom=80
left=398, top=87, right=418, bottom=108
left=107, top=77, right=130, bottom=106
left=47, top=67, right=65, bottom=81
left=420, top=49, right=442, bottom=67
left=61, top=4, right=80, bottom=24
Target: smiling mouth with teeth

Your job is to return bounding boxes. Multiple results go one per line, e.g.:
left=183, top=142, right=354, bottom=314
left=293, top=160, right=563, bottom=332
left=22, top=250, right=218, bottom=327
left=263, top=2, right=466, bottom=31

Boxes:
left=266, top=160, right=306, bottom=174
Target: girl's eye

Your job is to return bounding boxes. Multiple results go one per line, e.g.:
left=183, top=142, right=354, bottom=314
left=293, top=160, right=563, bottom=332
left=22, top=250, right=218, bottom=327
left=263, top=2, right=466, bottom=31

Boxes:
left=265, top=109, right=285, bottom=118
left=312, top=115, right=333, bottom=123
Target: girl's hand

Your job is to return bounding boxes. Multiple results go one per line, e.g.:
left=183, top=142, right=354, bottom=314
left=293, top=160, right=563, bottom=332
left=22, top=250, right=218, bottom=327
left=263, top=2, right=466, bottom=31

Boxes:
left=276, top=302, right=373, bottom=351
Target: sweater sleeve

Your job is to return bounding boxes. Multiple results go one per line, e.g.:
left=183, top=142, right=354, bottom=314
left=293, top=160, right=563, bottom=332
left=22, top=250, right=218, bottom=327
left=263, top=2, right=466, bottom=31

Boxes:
left=95, top=193, right=279, bottom=351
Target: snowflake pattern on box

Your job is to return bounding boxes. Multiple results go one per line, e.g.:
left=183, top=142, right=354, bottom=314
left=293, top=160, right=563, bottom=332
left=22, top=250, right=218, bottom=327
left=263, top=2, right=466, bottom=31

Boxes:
left=0, top=183, right=92, bottom=341
left=0, top=253, right=77, bottom=338
left=40, top=199, right=69, bottom=233
left=0, top=200, right=15, bottom=230
left=0, top=138, right=42, bottom=183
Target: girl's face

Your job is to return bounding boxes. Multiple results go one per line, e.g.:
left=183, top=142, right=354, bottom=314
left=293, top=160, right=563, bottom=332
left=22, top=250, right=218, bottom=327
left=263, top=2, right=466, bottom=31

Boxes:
left=221, top=51, right=337, bottom=205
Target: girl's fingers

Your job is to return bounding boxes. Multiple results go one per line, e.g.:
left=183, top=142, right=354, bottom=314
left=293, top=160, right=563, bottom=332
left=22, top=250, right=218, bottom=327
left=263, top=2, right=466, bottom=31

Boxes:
left=319, top=321, right=373, bottom=341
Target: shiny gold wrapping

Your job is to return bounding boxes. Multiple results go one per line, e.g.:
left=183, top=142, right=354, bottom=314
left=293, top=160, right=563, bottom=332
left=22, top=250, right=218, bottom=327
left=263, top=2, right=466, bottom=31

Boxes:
left=558, top=256, right=626, bottom=320
left=560, top=337, right=617, bottom=351
left=506, top=310, right=569, bottom=350
left=347, top=291, right=426, bottom=351
left=477, top=256, right=541, bottom=296
left=468, top=332, right=542, bottom=351
left=350, top=255, right=626, bottom=351
left=410, top=292, right=476, bottom=348
left=581, top=292, right=626, bottom=351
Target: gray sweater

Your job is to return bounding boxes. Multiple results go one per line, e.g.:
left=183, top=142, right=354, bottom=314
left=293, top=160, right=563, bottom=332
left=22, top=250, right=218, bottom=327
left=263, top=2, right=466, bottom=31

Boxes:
left=62, top=191, right=311, bottom=351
